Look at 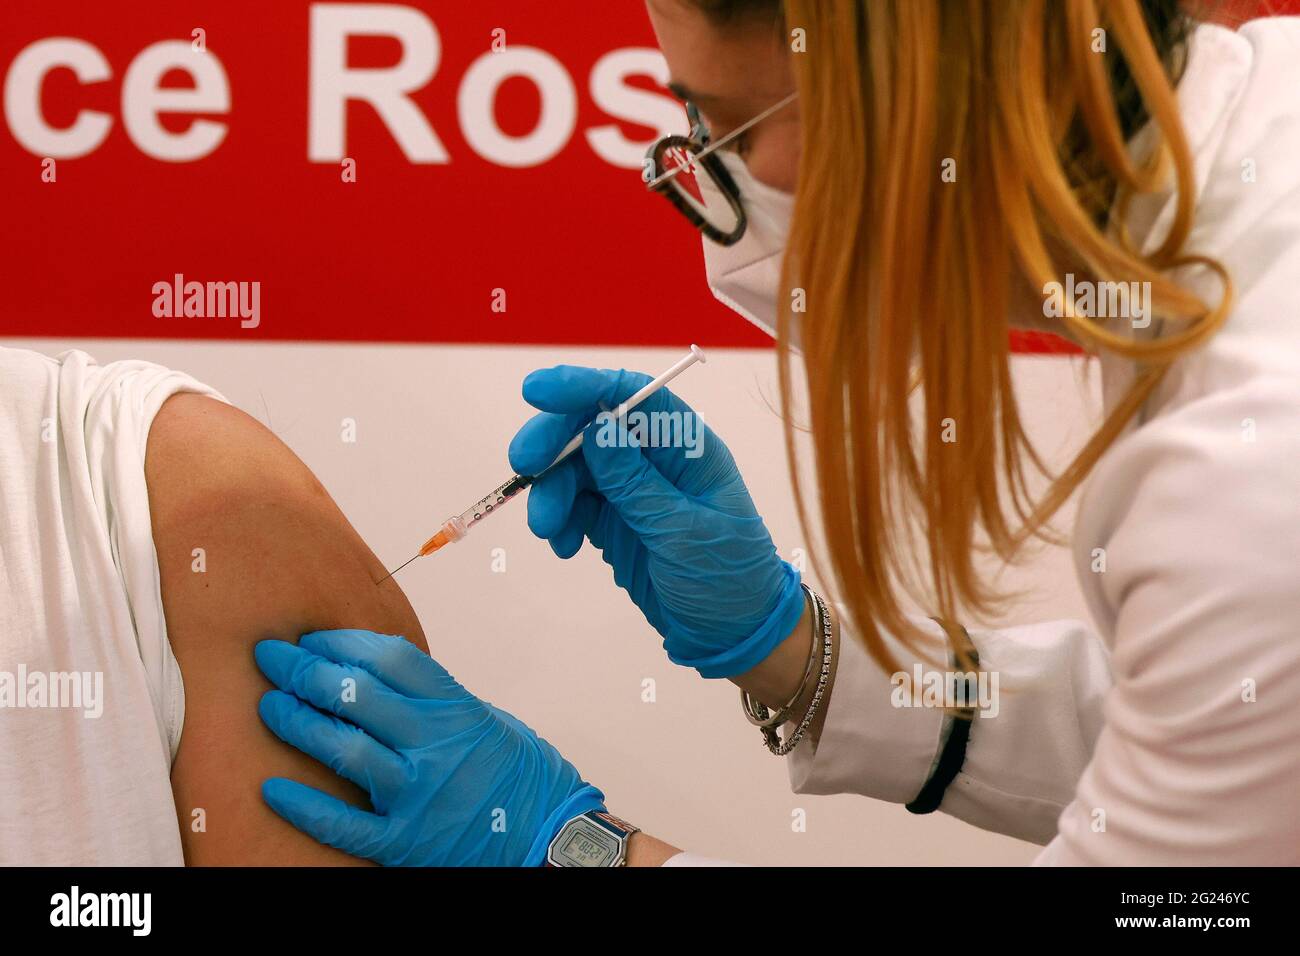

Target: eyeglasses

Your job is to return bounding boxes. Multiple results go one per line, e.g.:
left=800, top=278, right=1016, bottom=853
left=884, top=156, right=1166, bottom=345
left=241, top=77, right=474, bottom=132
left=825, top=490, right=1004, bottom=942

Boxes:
left=643, top=91, right=798, bottom=247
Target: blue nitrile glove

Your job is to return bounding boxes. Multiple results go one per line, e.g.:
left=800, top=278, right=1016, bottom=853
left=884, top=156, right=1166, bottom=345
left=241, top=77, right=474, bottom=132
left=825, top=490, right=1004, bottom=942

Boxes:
left=508, top=365, right=804, bottom=679
left=254, top=629, right=604, bottom=867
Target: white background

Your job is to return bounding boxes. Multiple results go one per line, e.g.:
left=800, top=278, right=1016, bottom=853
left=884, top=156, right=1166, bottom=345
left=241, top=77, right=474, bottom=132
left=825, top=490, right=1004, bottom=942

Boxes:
left=14, top=336, right=1104, bottom=865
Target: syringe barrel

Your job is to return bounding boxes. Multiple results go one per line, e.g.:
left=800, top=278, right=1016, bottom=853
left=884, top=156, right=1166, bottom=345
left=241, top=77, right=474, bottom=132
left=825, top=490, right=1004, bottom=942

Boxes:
left=455, top=474, right=529, bottom=531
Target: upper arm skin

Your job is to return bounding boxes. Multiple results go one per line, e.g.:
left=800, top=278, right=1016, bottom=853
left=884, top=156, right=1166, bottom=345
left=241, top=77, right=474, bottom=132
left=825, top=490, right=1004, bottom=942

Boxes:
left=145, top=393, right=429, bottom=866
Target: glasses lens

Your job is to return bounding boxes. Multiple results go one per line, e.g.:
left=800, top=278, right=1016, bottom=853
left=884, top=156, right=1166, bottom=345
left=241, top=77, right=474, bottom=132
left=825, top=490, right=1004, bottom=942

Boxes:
left=653, top=140, right=742, bottom=238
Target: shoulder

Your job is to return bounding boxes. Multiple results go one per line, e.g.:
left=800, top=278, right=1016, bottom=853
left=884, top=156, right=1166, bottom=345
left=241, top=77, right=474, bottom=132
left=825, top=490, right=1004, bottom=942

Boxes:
left=1075, top=373, right=1300, bottom=669
left=146, top=393, right=326, bottom=523
left=144, top=391, right=425, bottom=649
left=1082, top=373, right=1300, bottom=563
left=144, top=390, right=425, bottom=645
left=1237, top=15, right=1300, bottom=62
left=144, top=391, right=379, bottom=595
left=0, top=344, right=59, bottom=381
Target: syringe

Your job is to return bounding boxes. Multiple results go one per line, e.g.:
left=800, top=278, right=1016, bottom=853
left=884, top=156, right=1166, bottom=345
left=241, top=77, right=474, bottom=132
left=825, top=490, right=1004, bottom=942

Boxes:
left=376, top=345, right=707, bottom=584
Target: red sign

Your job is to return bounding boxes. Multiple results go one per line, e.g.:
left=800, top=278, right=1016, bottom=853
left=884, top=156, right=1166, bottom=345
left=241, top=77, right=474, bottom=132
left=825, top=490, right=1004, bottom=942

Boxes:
left=2, top=1, right=1290, bottom=350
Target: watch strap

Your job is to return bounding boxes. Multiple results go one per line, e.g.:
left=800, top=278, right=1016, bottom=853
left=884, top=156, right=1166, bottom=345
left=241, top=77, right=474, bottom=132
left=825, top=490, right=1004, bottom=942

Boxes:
left=591, top=811, right=639, bottom=840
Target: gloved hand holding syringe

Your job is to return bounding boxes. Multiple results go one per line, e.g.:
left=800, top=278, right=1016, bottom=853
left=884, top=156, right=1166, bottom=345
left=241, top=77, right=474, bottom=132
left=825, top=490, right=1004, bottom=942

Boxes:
left=376, top=344, right=707, bottom=584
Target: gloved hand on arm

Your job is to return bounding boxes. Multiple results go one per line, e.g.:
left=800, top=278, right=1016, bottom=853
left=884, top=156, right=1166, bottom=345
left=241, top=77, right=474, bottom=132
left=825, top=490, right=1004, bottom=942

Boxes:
left=253, top=629, right=604, bottom=866
left=508, top=365, right=805, bottom=679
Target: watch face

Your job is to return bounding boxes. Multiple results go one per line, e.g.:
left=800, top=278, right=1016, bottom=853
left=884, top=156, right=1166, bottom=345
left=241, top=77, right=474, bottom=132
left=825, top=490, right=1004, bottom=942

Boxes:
left=551, top=820, right=619, bottom=867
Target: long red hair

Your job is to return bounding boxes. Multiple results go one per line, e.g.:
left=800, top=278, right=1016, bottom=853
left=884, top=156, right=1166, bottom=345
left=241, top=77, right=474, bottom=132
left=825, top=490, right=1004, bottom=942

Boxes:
left=756, top=0, right=1232, bottom=671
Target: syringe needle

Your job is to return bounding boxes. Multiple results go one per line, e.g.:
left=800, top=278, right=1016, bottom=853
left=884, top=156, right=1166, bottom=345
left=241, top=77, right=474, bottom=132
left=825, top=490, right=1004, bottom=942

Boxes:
left=374, top=553, right=419, bottom=585
left=375, top=527, right=457, bottom=585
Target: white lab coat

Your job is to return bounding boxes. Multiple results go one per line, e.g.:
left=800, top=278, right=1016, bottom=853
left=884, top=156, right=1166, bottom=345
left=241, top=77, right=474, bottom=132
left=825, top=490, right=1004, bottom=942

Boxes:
left=667, top=17, right=1300, bottom=866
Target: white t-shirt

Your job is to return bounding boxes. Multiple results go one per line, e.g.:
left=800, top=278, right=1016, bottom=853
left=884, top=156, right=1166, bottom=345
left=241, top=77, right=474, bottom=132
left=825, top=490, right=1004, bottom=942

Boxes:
left=0, top=347, right=223, bottom=865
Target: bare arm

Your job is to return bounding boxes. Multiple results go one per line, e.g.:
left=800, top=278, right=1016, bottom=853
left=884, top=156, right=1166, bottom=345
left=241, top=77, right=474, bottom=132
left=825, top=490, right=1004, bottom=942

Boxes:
left=146, top=393, right=429, bottom=865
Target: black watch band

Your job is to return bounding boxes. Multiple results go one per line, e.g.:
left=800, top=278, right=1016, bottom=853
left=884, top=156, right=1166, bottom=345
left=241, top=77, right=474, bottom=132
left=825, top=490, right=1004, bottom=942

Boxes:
left=905, top=621, right=979, bottom=815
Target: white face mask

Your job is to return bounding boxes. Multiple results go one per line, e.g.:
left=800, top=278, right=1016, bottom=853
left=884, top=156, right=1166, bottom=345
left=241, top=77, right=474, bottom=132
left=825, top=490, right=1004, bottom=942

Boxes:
left=698, top=150, right=796, bottom=343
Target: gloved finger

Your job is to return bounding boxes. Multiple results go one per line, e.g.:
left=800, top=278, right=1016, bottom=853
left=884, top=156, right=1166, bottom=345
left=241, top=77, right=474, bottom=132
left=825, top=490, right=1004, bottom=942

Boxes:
left=521, top=366, right=654, bottom=416
left=524, top=456, right=582, bottom=540
left=509, top=409, right=595, bottom=478
left=261, top=777, right=389, bottom=862
left=580, top=418, right=692, bottom=547
left=549, top=490, right=601, bottom=558
left=254, top=638, right=429, bottom=750
left=297, top=629, right=452, bottom=700
left=519, top=366, right=717, bottom=490
left=258, top=690, right=408, bottom=801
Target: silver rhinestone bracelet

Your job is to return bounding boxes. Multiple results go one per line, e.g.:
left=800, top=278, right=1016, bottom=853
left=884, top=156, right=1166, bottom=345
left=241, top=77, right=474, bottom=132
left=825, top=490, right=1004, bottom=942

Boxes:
left=740, top=584, right=835, bottom=756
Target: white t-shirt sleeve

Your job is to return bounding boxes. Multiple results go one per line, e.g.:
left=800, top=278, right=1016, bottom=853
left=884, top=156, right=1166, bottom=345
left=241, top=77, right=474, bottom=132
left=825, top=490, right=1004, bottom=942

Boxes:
left=1, top=347, right=227, bottom=864
left=59, top=349, right=228, bottom=761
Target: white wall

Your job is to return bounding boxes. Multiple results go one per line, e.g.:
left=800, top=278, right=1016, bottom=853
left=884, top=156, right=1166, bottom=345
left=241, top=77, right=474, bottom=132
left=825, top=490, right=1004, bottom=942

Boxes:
left=12, top=337, right=1103, bottom=865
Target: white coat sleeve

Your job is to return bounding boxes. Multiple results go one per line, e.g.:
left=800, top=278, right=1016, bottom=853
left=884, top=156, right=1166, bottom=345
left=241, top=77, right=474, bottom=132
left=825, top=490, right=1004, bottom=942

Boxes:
left=786, top=612, right=1111, bottom=846
left=788, top=377, right=1300, bottom=864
